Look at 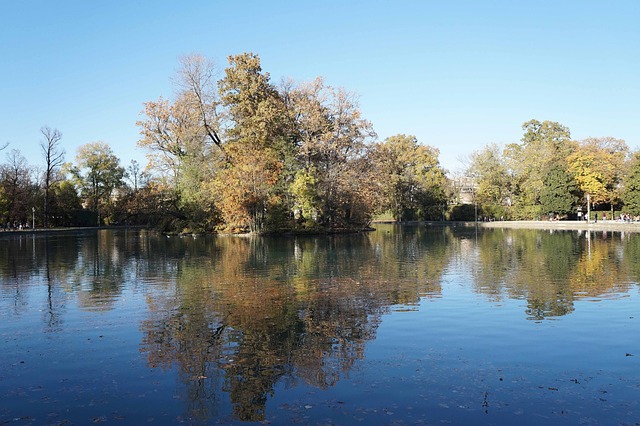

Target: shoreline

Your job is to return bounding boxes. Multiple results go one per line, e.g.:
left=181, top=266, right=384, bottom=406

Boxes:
left=373, top=220, right=640, bottom=233
left=4, top=221, right=640, bottom=237
left=0, top=225, right=148, bottom=238
left=477, top=220, right=640, bottom=232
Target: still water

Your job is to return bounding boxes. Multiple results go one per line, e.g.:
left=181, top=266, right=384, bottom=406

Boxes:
left=0, top=224, right=638, bottom=425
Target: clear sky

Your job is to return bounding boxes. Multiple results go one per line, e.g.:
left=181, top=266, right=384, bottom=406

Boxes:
left=1, top=0, right=638, bottom=174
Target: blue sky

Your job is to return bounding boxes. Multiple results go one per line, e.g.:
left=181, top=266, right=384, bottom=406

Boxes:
left=1, top=0, right=638, bottom=174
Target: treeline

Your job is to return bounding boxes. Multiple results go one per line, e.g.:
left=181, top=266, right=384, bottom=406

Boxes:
left=467, top=119, right=640, bottom=220
left=0, top=53, right=449, bottom=232
left=2, top=52, right=640, bottom=231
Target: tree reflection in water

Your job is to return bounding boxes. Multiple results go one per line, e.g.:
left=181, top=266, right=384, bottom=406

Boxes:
left=467, top=228, right=638, bottom=319
left=139, top=228, right=448, bottom=421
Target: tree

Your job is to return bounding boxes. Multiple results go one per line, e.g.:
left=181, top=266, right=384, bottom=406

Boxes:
left=126, top=159, right=143, bottom=192
left=49, top=179, right=82, bottom=226
left=621, top=151, right=640, bottom=215
left=137, top=55, right=223, bottom=232
left=284, top=77, right=377, bottom=228
left=0, top=149, right=34, bottom=227
left=539, top=159, right=579, bottom=217
left=214, top=53, right=290, bottom=232
left=468, top=143, right=511, bottom=216
left=40, top=126, right=65, bottom=227
left=504, top=119, right=573, bottom=219
left=175, top=54, right=224, bottom=152
left=70, top=142, right=125, bottom=225
left=211, top=144, right=283, bottom=232
left=371, top=134, right=447, bottom=221
left=568, top=137, right=628, bottom=212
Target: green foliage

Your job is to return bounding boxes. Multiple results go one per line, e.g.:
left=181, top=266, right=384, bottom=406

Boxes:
left=290, top=168, right=319, bottom=223
left=622, top=152, right=640, bottom=215
left=503, top=119, right=573, bottom=215
left=480, top=204, right=511, bottom=221
left=70, top=142, right=126, bottom=225
left=539, top=160, right=579, bottom=216
left=446, top=204, right=476, bottom=221
left=371, top=134, right=447, bottom=221
left=49, top=180, right=82, bottom=226
left=469, top=144, right=510, bottom=206
left=464, top=120, right=632, bottom=221
left=511, top=204, right=542, bottom=220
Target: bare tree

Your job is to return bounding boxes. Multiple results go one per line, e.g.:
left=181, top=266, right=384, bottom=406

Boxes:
left=40, top=126, right=65, bottom=227
left=1, top=149, right=32, bottom=226
left=175, top=54, right=224, bottom=151
left=126, top=159, right=142, bottom=191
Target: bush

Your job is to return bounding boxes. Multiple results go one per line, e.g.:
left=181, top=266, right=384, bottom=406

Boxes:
left=446, top=204, right=476, bottom=221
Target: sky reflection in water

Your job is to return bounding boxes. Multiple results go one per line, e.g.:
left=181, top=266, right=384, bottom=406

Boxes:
left=0, top=225, right=638, bottom=425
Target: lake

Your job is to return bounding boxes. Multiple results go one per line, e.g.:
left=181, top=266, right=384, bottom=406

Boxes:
left=1, top=224, right=638, bottom=425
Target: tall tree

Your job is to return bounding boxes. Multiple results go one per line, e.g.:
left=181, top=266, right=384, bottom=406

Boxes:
left=40, top=126, right=65, bottom=227
left=137, top=52, right=379, bottom=232
left=468, top=143, right=511, bottom=211
left=284, top=77, right=376, bottom=228
left=126, top=159, right=143, bottom=192
left=568, top=137, right=629, bottom=211
left=137, top=54, right=222, bottom=232
left=504, top=119, right=572, bottom=219
left=175, top=54, right=224, bottom=152
left=70, top=142, right=125, bottom=225
left=621, top=151, right=640, bottom=215
left=49, top=179, right=82, bottom=226
left=539, top=159, right=579, bottom=217
left=0, top=149, right=34, bottom=226
left=371, top=134, right=446, bottom=221
left=214, top=53, right=290, bottom=232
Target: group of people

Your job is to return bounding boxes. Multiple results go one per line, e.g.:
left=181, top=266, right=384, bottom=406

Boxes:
left=577, top=212, right=640, bottom=223
left=616, top=213, right=639, bottom=222
left=1, top=222, right=31, bottom=231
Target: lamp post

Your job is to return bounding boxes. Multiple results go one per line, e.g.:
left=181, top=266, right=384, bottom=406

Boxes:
left=586, top=194, right=591, bottom=223
left=32, top=207, right=35, bottom=230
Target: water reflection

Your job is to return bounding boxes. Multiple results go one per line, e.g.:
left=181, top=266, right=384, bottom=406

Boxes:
left=138, top=228, right=448, bottom=421
left=0, top=226, right=638, bottom=422
left=464, top=228, right=637, bottom=320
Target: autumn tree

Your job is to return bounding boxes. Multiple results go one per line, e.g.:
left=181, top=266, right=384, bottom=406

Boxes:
left=284, top=77, right=377, bottom=228
left=138, top=52, right=378, bottom=233
left=69, top=142, right=125, bottom=225
left=40, top=126, right=65, bottom=227
left=214, top=53, right=291, bottom=232
left=568, top=137, right=629, bottom=214
left=137, top=55, right=223, bottom=232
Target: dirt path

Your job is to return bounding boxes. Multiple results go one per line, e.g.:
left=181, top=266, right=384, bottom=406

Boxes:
left=464, top=220, right=640, bottom=232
